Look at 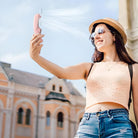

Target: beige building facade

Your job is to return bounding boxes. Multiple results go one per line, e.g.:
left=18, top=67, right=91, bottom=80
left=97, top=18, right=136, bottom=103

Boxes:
left=119, top=0, right=138, bottom=61
left=0, top=61, right=85, bottom=138
left=119, top=0, right=138, bottom=126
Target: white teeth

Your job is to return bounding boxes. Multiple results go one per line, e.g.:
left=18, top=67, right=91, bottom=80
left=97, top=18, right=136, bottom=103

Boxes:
left=97, top=40, right=103, bottom=43
left=97, top=40, right=102, bottom=43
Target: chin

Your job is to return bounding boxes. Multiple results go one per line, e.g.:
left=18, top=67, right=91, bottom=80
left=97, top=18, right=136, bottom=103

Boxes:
left=96, top=45, right=105, bottom=52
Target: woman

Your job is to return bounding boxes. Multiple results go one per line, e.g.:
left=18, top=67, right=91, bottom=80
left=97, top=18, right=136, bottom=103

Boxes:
left=30, top=18, right=138, bottom=137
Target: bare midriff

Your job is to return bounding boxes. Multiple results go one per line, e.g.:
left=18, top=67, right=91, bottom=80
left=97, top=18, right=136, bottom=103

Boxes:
left=85, top=102, right=126, bottom=113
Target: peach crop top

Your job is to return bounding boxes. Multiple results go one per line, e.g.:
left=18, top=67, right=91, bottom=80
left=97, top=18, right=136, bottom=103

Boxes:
left=85, top=62, right=131, bottom=112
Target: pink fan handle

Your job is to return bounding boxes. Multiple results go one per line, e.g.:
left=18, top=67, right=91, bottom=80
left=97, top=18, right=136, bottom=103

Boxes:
left=33, top=14, right=41, bottom=35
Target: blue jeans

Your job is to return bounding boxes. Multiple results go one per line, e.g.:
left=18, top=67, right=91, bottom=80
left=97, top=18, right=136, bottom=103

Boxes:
left=75, top=108, right=133, bottom=138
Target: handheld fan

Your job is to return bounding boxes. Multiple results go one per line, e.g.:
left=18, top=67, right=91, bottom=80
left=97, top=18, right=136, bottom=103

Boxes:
left=33, top=14, right=41, bottom=34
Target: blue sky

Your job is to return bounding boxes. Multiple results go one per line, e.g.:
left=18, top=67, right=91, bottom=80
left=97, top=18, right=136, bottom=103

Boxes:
left=0, top=0, right=119, bottom=96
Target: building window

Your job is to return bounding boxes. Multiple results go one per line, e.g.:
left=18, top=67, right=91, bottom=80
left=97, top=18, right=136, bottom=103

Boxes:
left=25, top=109, right=31, bottom=125
left=17, top=108, right=24, bottom=124
left=46, top=111, right=50, bottom=126
left=57, top=112, right=63, bottom=128
left=59, top=86, right=62, bottom=92
left=52, top=85, right=55, bottom=91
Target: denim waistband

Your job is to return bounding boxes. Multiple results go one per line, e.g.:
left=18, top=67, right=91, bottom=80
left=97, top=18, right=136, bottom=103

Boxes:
left=84, top=108, right=128, bottom=118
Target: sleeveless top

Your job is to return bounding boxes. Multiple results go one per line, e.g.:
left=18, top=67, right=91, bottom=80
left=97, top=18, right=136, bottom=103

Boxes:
left=85, top=62, right=133, bottom=112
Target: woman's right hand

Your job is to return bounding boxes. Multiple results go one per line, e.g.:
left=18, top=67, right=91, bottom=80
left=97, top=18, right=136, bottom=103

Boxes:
left=30, top=34, right=44, bottom=60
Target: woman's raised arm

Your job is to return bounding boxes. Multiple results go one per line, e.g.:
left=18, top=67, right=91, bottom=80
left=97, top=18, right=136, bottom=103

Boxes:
left=30, top=34, right=91, bottom=80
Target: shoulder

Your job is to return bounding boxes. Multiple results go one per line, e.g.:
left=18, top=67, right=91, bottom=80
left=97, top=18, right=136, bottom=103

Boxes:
left=79, top=62, right=93, bottom=68
left=80, top=62, right=93, bottom=71
left=74, top=62, right=93, bottom=72
left=83, top=62, right=93, bottom=70
left=82, top=62, right=93, bottom=80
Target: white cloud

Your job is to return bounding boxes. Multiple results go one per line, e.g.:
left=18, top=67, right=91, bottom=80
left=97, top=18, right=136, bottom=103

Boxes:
left=42, top=18, right=88, bottom=39
left=0, top=27, right=13, bottom=45
left=1, top=52, right=29, bottom=64
left=45, top=4, right=90, bottom=17
left=40, top=5, right=91, bottom=38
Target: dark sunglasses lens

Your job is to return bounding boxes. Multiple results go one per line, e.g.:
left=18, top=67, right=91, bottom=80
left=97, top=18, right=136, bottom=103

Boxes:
left=91, top=32, right=95, bottom=41
left=98, top=28, right=104, bottom=34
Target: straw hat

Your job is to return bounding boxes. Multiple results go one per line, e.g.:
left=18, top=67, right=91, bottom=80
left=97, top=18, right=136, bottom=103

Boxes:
left=89, top=18, right=127, bottom=45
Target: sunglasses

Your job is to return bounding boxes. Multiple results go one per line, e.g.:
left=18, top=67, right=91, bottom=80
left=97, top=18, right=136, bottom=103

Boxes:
left=90, top=28, right=109, bottom=42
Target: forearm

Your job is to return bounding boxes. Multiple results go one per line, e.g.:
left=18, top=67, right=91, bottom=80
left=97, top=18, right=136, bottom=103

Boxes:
left=33, top=55, right=66, bottom=79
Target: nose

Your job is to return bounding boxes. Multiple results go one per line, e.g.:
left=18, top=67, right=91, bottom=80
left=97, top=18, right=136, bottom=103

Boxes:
left=94, top=33, right=101, bottom=43
left=94, top=33, right=101, bottom=40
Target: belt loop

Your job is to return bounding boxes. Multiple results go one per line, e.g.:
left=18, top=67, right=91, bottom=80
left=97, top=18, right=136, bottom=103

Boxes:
left=107, top=110, right=113, bottom=119
left=86, top=113, right=90, bottom=120
left=107, top=110, right=111, bottom=118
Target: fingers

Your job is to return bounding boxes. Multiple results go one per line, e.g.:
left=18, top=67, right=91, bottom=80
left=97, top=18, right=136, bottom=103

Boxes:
left=33, top=38, right=43, bottom=47
left=30, top=34, right=44, bottom=59
left=30, top=34, right=44, bottom=43
left=30, top=34, right=44, bottom=47
left=31, top=34, right=38, bottom=41
left=31, top=34, right=44, bottom=41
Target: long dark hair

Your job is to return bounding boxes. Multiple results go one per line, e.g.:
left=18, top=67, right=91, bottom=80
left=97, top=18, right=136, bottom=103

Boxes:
left=90, top=23, right=137, bottom=64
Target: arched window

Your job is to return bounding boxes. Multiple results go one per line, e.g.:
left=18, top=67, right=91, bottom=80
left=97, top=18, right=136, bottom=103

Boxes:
left=59, top=86, right=62, bottom=92
left=46, top=111, right=50, bottom=126
left=52, top=85, right=55, bottom=91
left=57, top=112, right=64, bottom=128
left=17, top=108, right=24, bottom=124
left=25, top=109, right=31, bottom=125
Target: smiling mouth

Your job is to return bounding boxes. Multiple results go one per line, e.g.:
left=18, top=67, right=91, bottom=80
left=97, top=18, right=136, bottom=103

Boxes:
left=96, top=40, right=103, bottom=44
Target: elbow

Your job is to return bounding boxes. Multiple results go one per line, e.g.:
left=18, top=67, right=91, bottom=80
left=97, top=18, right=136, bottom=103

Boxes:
left=56, top=72, right=67, bottom=79
left=56, top=75, right=63, bottom=79
left=56, top=75, right=66, bottom=79
left=52, top=69, right=68, bottom=79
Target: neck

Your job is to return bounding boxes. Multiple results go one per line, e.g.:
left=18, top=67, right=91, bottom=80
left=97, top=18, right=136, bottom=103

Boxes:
left=102, top=47, right=120, bottom=62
